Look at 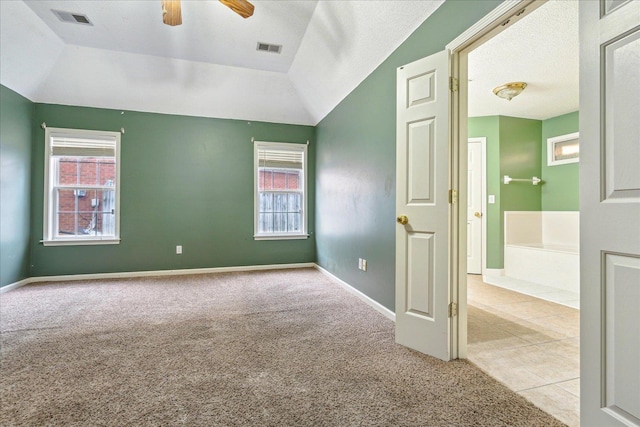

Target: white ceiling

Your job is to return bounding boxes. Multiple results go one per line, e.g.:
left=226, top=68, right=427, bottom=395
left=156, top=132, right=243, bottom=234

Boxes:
left=23, top=0, right=319, bottom=73
left=468, top=0, right=579, bottom=120
left=0, top=0, right=444, bottom=125
left=1, top=0, right=579, bottom=126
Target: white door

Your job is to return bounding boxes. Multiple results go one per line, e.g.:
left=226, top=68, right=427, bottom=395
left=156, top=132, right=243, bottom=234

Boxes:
left=467, top=139, right=484, bottom=274
left=580, top=1, right=640, bottom=425
left=396, top=50, right=452, bottom=362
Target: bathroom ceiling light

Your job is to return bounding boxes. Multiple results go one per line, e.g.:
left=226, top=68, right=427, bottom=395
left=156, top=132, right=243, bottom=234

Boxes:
left=493, top=82, right=527, bottom=101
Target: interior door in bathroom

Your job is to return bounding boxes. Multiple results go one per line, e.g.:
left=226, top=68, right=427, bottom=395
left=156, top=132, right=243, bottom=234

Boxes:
left=467, top=138, right=484, bottom=274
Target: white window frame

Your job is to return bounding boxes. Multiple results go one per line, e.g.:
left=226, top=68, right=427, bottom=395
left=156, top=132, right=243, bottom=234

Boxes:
left=254, top=141, right=308, bottom=240
left=43, top=127, right=121, bottom=246
left=547, top=132, right=580, bottom=166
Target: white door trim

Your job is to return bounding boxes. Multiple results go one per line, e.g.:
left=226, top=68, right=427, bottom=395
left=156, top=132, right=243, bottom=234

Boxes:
left=447, top=0, right=547, bottom=361
left=446, top=0, right=543, bottom=52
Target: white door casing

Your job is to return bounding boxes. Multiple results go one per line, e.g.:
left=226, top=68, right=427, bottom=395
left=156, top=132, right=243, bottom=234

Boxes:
left=446, top=0, right=541, bottom=363
left=467, top=139, right=485, bottom=274
left=580, top=1, right=640, bottom=426
left=395, top=50, right=452, bottom=362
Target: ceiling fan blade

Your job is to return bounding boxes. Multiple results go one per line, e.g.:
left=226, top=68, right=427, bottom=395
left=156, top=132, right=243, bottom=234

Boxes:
left=219, top=0, right=254, bottom=19
left=161, top=0, right=182, bottom=26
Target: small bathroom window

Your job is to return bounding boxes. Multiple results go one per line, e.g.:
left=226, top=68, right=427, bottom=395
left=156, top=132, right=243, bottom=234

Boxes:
left=547, top=132, right=579, bottom=166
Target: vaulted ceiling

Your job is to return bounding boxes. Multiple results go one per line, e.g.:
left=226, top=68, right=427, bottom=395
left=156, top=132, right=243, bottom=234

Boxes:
left=1, top=0, right=578, bottom=126
left=1, top=0, right=445, bottom=125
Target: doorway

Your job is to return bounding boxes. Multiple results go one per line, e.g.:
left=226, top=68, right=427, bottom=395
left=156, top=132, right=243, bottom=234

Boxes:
left=454, top=1, right=580, bottom=425
left=395, top=0, right=638, bottom=424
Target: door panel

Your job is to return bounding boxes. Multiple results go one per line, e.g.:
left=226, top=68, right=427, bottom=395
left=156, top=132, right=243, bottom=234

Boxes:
left=604, top=254, right=640, bottom=422
left=605, top=30, right=640, bottom=200
left=407, top=232, right=435, bottom=318
left=580, top=0, right=640, bottom=425
left=396, top=50, right=451, bottom=362
left=407, top=119, right=435, bottom=203
left=407, top=71, right=436, bottom=107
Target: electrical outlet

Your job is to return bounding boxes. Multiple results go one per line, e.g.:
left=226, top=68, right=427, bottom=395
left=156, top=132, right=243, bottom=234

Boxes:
left=176, top=245, right=182, bottom=254
left=358, top=258, right=363, bottom=270
left=362, top=259, right=367, bottom=271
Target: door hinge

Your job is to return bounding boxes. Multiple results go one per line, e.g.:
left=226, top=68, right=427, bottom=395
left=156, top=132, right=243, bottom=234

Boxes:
left=448, top=302, right=458, bottom=317
left=448, top=189, right=458, bottom=204
left=449, top=77, right=458, bottom=92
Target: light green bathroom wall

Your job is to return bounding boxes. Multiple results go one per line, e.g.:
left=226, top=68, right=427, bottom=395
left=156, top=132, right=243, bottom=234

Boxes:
left=498, top=116, right=542, bottom=269
left=468, top=116, right=542, bottom=269
left=541, top=111, right=579, bottom=211
left=499, top=116, right=542, bottom=213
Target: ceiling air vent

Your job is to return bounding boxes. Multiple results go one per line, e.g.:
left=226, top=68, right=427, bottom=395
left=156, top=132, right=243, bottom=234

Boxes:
left=256, top=42, right=282, bottom=54
left=52, top=10, right=93, bottom=26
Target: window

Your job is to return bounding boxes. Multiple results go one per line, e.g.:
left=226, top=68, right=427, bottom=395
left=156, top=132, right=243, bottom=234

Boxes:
left=43, top=127, right=121, bottom=245
left=254, top=141, right=307, bottom=240
left=547, top=132, right=579, bottom=166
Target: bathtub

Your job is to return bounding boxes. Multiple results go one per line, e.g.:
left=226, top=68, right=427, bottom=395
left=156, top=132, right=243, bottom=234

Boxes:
left=503, top=211, right=580, bottom=294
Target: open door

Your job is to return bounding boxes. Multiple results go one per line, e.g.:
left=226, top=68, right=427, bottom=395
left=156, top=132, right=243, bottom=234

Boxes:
left=580, top=1, right=640, bottom=425
left=395, top=50, right=452, bottom=362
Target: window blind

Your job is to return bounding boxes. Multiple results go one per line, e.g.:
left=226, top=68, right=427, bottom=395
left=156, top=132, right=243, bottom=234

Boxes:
left=257, top=147, right=304, bottom=170
left=51, top=136, right=117, bottom=158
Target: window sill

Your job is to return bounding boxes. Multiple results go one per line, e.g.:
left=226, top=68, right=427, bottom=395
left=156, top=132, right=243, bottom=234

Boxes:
left=254, top=234, right=309, bottom=241
left=42, top=238, right=120, bottom=247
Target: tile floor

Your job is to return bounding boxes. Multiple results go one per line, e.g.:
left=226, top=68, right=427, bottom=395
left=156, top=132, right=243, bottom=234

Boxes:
left=482, top=274, right=580, bottom=309
left=467, top=274, right=580, bottom=427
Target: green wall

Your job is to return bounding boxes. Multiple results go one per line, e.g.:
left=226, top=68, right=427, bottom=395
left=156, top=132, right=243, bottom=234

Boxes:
left=0, top=86, right=33, bottom=287
left=468, top=116, right=542, bottom=269
left=315, top=0, right=502, bottom=311
left=469, top=113, right=580, bottom=269
left=500, top=116, right=542, bottom=213
left=498, top=116, right=542, bottom=269
left=29, top=104, right=316, bottom=277
left=541, top=111, right=579, bottom=210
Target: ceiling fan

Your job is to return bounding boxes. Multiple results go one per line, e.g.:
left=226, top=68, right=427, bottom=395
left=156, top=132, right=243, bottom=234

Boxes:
left=161, top=0, right=254, bottom=26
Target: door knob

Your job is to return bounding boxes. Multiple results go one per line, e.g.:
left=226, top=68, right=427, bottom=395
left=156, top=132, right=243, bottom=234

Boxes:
left=474, top=212, right=482, bottom=218
left=397, top=215, right=409, bottom=225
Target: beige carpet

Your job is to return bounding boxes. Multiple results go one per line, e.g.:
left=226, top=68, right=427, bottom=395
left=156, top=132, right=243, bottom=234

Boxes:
left=1, top=268, right=565, bottom=426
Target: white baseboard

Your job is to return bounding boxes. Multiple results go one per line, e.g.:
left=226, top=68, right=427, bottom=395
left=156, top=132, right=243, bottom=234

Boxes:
left=314, top=264, right=396, bottom=322
left=483, top=268, right=504, bottom=283
left=0, top=277, right=33, bottom=293
left=483, top=269, right=505, bottom=287
left=0, top=263, right=316, bottom=292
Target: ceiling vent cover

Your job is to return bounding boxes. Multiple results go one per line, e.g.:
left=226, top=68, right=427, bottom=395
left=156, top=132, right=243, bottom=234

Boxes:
left=52, top=10, right=93, bottom=26
left=256, top=42, right=282, bottom=54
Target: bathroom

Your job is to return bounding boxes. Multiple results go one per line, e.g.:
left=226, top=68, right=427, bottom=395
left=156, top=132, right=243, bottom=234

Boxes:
left=463, top=2, right=581, bottom=424
left=468, top=111, right=580, bottom=309
left=465, top=112, right=581, bottom=426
